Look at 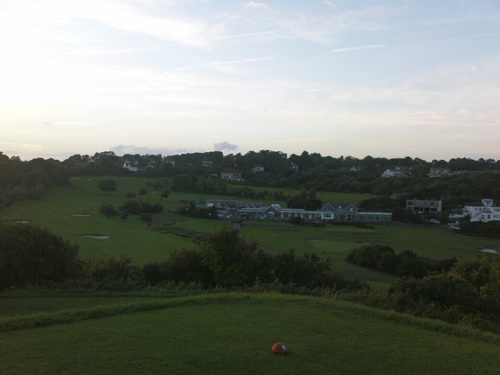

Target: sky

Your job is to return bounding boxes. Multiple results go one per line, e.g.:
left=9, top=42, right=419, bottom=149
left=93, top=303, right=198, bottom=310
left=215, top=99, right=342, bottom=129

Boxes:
left=1, top=0, right=499, bottom=161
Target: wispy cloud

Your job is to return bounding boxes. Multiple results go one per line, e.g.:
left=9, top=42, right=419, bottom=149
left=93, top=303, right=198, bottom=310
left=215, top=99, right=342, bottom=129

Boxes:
left=322, top=1, right=337, bottom=10
left=67, top=46, right=156, bottom=56
left=174, top=56, right=274, bottom=74
left=215, top=30, right=279, bottom=43
left=244, top=2, right=270, bottom=11
left=81, top=1, right=226, bottom=48
left=2, top=0, right=227, bottom=49
left=328, top=44, right=386, bottom=53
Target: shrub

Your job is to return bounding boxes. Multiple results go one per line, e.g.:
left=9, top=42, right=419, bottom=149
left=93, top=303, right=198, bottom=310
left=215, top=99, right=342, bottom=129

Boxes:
left=140, top=213, right=152, bottom=223
left=345, top=245, right=456, bottom=278
left=0, top=223, right=82, bottom=290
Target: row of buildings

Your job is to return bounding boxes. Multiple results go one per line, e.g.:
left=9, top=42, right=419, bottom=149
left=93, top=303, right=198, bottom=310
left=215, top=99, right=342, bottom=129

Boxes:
left=209, top=198, right=500, bottom=224
left=381, top=167, right=464, bottom=178
left=205, top=201, right=392, bottom=224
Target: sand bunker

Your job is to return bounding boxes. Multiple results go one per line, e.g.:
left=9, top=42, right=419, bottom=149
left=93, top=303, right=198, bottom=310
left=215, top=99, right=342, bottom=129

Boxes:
left=81, top=235, right=109, bottom=240
left=480, top=249, right=498, bottom=254
left=16, top=220, right=33, bottom=224
left=71, top=213, right=91, bottom=217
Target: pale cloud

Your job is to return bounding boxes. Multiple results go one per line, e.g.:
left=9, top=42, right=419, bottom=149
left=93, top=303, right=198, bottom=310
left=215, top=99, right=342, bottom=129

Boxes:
left=111, top=145, right=193, bottom=156
left=0, top=0, right=226, bottom=49
left=186, top=56, right=274, bottom=74
left=323, top=1, right=337, bottom=10
left=0, top=142, right=42, bottom=152
left=244, top=2, right=270, bottom=10
left=213, top=141, right=238, bottom=152
left=328, top=44, right=386, bottom=53
left=270, top=6, right=399, bottom=44
left=67, top=46, right=155, bottom=57
left=84, top=3, right=223, bottom=48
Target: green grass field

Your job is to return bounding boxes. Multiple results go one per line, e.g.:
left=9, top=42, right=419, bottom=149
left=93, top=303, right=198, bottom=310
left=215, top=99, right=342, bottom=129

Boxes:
left=0, top=177, right=232, bottom=263
left=0, top=293, right=498, bottom=374
left=1, top=176, right=499, bottom=286
left=2, top=178, right=500, bottom=373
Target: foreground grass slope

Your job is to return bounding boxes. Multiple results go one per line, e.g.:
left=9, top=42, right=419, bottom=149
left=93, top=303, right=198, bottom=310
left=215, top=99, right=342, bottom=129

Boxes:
left=0, top=293, right=498, bottom=375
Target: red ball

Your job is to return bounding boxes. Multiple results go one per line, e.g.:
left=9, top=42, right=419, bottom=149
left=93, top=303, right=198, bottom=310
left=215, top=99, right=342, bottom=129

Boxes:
left=272, top=342, right=288, bottom=355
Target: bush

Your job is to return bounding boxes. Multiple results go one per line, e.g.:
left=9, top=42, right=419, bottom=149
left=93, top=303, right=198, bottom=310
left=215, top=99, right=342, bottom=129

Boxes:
left=98, top=179, right=117, bottom=193
left=84, top=256, right=142, bottom=290
left=141, top=229, right=367, bottom=293
left=142, top=250, right=213, bottom=287
left=345, top=245, right=456, bottom=278
left=99, top=203, right=117, bottom=218
left=0, top=223, right=82, bottom=290
left=140, top=213, right=152, bottom=223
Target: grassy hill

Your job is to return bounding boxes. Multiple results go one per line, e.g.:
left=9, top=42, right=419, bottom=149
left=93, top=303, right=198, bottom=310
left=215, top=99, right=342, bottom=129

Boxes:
left=1, top=177, right=499, bottom=373
left=0, top=293, right=498, bottom=374
left=1, top=176, right=499, bottom=287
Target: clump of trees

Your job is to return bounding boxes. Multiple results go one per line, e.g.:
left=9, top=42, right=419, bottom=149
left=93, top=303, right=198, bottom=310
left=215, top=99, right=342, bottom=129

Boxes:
left=99, top=201, right=164, bottom=220
left=0, top=223, right=82, bottom=290
left=0, top=224, right=365, bottom=295
left=345, top=245, right=456, bottom=278
left=142, top=228, right=367, bottom=293
left=0, top=153, right=69, bottom=210
left=386, top=256, right=500, bottom=332
left=177, top=202, right=219, bottom=220
left=98, top=179, right=117, bottom=193
left=344, top=244, right=500, bottom=332
left=97, top=180, right=164, bottom=220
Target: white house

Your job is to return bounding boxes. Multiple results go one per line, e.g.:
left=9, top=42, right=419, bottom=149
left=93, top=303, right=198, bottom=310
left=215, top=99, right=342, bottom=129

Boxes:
left=381, top=168, right=410, bottom=178
left=220, top=168, right=243, bottom=181
left=322, top=202, right=392, bottom=222
left=427, top=168, right=452, bottom=177
left=463, top=199, right=500, bottom=223
left=123, top=161, right=139, bottom=172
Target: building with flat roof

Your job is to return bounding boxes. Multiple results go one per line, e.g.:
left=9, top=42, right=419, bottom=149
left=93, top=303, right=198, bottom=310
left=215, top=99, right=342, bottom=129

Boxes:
left=406, top=199, right=442, bottom=213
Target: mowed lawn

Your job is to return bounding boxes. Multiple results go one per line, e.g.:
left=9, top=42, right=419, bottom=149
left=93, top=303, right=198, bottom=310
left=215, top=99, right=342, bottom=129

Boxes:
left=0, top=294, right=498, bottom=375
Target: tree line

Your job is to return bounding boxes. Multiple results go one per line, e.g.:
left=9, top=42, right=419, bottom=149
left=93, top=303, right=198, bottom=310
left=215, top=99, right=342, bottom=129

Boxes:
left=76, top=150, right=500, bottom=212
left=345, top=244, right=457, bottom=279
left=0, top=223, right=365, bottom=295
left=3, top=149, right=500, bottom=214
left=0, top=153, right=69, bottom=210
